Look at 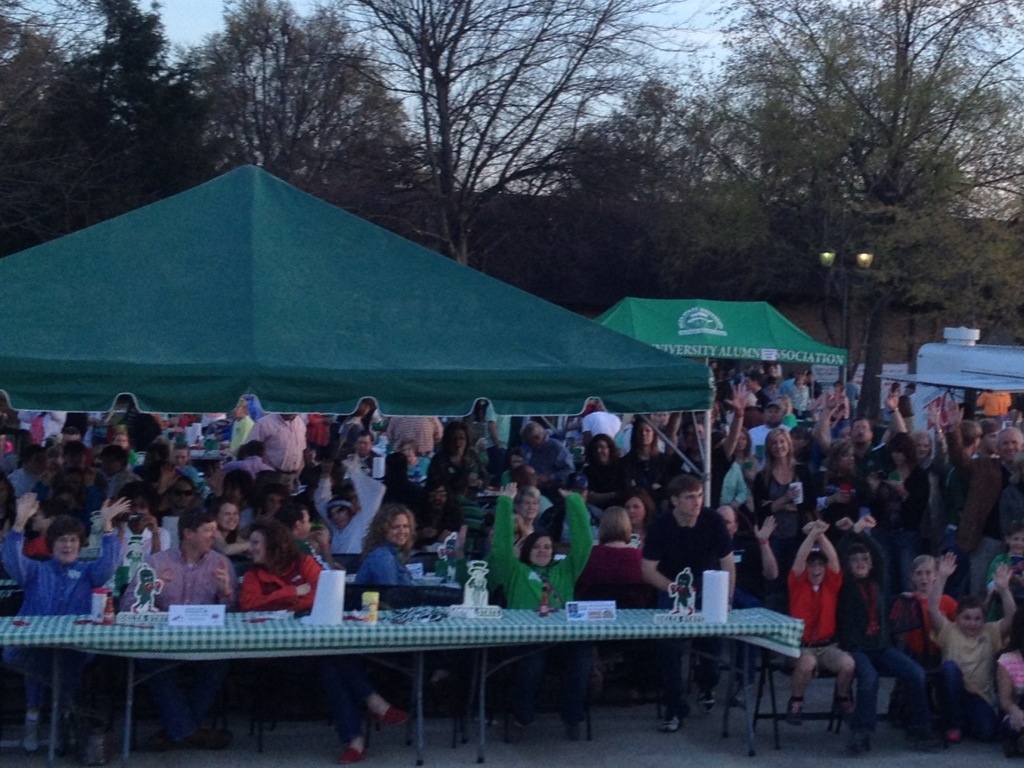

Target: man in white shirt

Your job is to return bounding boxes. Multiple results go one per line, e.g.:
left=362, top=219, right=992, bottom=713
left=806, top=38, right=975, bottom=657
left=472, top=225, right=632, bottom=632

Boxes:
left=747, top=401, right=790, bottom=457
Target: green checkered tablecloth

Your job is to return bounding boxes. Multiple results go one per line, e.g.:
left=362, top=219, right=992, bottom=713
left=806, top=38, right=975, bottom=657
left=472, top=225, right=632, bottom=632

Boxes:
left=0, top=608, right=803, bottom=660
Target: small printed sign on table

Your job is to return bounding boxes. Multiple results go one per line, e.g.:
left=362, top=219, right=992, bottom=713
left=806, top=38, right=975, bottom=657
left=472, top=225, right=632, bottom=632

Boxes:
left=168, top=605, right=226, bottom=627
left=565, top=601, right=617, bottom=622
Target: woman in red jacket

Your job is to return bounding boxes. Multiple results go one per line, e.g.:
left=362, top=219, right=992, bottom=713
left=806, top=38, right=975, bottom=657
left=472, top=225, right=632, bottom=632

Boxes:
left=240, top=522, right=407, bottom=764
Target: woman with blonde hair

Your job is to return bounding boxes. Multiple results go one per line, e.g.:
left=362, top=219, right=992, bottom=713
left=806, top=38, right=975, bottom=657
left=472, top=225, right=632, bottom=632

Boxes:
left=752, top=427, right=816, bottom=581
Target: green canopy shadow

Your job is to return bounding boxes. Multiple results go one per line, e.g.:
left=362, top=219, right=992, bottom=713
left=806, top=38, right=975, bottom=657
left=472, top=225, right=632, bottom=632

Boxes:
left=596, top=298, right=847, bottom=368
left=0, top=167, right=712, bottom=416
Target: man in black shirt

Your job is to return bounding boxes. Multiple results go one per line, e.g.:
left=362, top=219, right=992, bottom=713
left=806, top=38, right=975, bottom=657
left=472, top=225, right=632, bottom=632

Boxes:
left=642, top=474, right=734, bottom=732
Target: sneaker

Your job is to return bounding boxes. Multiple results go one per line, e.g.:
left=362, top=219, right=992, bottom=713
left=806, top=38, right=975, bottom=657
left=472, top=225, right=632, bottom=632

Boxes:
left=945, top=728, right=962, bottom=744
left=659, top=715, right=681, bottom=733
left=785, top=696, right=803, bottom=726
left=698, top=690, right=715, bottom=714
left=22, top=714, right=40, bottom=754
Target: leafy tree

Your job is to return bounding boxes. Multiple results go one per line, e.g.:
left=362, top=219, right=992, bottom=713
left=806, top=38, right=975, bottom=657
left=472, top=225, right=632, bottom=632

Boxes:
left=0, top=0, right=214, bottom=252
left=341, top=0, right=682, bottom=266
left=709, top=0, right=1024, bottom=416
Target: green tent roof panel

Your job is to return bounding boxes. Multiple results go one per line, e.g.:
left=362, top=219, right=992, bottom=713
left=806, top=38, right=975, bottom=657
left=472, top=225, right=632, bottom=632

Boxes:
left=596, top=298, right=847, bottom=367
left=0, top=167, right=712, bottom=415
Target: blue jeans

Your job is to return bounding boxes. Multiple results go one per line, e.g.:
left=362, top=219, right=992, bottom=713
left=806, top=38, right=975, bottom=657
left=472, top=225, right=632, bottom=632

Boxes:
left=937, top=661, right=998, bottom=740
left=319, top=657, right=376, bottom=742
left=2, top=647, right=90, bottom=710
left=513, top=643, right=592, bottom=726
left=849, top=647, right=930, bottom=734
left=140, top=659, right=231, bottom=741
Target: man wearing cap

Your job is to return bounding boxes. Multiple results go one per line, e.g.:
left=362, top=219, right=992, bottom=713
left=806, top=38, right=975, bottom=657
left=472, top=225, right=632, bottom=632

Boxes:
left=747, top=400, right=789, bottom=456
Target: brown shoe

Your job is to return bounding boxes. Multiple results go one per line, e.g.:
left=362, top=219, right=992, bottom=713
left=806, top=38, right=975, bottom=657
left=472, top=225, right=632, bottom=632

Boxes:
left=185, top=728, right=232, bottom=750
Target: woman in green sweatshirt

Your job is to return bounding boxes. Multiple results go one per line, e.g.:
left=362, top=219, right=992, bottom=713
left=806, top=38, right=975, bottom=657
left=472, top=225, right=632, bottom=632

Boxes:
left=488, top=483, right=593, bottom=741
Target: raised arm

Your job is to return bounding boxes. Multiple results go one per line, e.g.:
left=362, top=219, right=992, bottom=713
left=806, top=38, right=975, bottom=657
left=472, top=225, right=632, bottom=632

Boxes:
left=562, top=492, right=594, bottom=581
left=719, top=386, right=747, bottom=460
left=754, top=516, right=779, bottom=581
left=1, top=493, right=42, bottom=585
left=817, top=526, right=842, bottom=573
left=993, top=564, right=1017, bottom=636
left=486, top=484, right=517, bottom=588
left=791, top=520, right=828, bottom=577
left=928, top=552, right=957, bottom=632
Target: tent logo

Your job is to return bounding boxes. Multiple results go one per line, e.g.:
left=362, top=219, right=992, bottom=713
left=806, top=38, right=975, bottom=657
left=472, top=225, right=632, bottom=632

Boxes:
left=678, top=307, right=727, bottom=337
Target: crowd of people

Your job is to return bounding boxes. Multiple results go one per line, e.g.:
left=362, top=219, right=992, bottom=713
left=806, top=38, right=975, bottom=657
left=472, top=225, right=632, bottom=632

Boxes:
left=3, top=369, right=1024, bottom=760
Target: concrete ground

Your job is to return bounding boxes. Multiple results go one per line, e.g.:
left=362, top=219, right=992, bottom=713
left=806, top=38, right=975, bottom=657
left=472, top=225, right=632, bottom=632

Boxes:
left=0, top=672, right=1014, bottom=768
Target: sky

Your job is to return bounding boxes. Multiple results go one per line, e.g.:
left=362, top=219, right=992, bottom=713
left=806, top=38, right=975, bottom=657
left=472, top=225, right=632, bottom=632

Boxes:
left=156, top=0, right=724, bottom=50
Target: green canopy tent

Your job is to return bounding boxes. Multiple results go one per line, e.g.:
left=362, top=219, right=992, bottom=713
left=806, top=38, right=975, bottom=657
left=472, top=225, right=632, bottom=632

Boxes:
left=596, top=298, right=847, bottom=368
left=0, top=167, right=712, bottom=416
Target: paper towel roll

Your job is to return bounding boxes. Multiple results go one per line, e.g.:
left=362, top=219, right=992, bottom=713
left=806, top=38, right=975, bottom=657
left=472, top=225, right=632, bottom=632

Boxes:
left=309, top=570, right=346, bottom=625
left=701, top=570, right=729, bottom=624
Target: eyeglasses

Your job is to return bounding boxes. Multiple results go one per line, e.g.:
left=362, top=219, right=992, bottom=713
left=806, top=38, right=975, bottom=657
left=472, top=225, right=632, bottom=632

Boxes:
left=171, top=488, right=195, bottom=496
left=54, top=535, right=81, bottom=545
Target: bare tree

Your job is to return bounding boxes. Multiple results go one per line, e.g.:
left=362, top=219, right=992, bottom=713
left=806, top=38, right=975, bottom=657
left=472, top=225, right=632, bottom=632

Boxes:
left=341, top=0, right=682, bottom=265
left=191, top=0, right=409, bottom=208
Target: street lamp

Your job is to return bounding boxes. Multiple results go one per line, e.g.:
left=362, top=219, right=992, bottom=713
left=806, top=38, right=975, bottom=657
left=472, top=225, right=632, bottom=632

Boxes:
left=819, top=251, right=873, bottom=386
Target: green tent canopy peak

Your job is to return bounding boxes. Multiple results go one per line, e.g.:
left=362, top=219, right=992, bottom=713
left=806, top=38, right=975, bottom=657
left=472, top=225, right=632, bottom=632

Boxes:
left=0, top=166, right=712, bottom=416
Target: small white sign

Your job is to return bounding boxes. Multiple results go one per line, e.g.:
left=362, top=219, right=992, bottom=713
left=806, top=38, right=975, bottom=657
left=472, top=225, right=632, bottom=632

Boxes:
left=566, top=600, right=617, bottom=622
left=168, top=604, right=226, bottom=627
left=762, top=348, right=778, bottom=361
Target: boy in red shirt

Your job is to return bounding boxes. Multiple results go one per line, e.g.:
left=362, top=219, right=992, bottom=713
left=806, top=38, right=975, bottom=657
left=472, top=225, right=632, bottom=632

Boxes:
left=786, top=519, right=855, bottom=724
